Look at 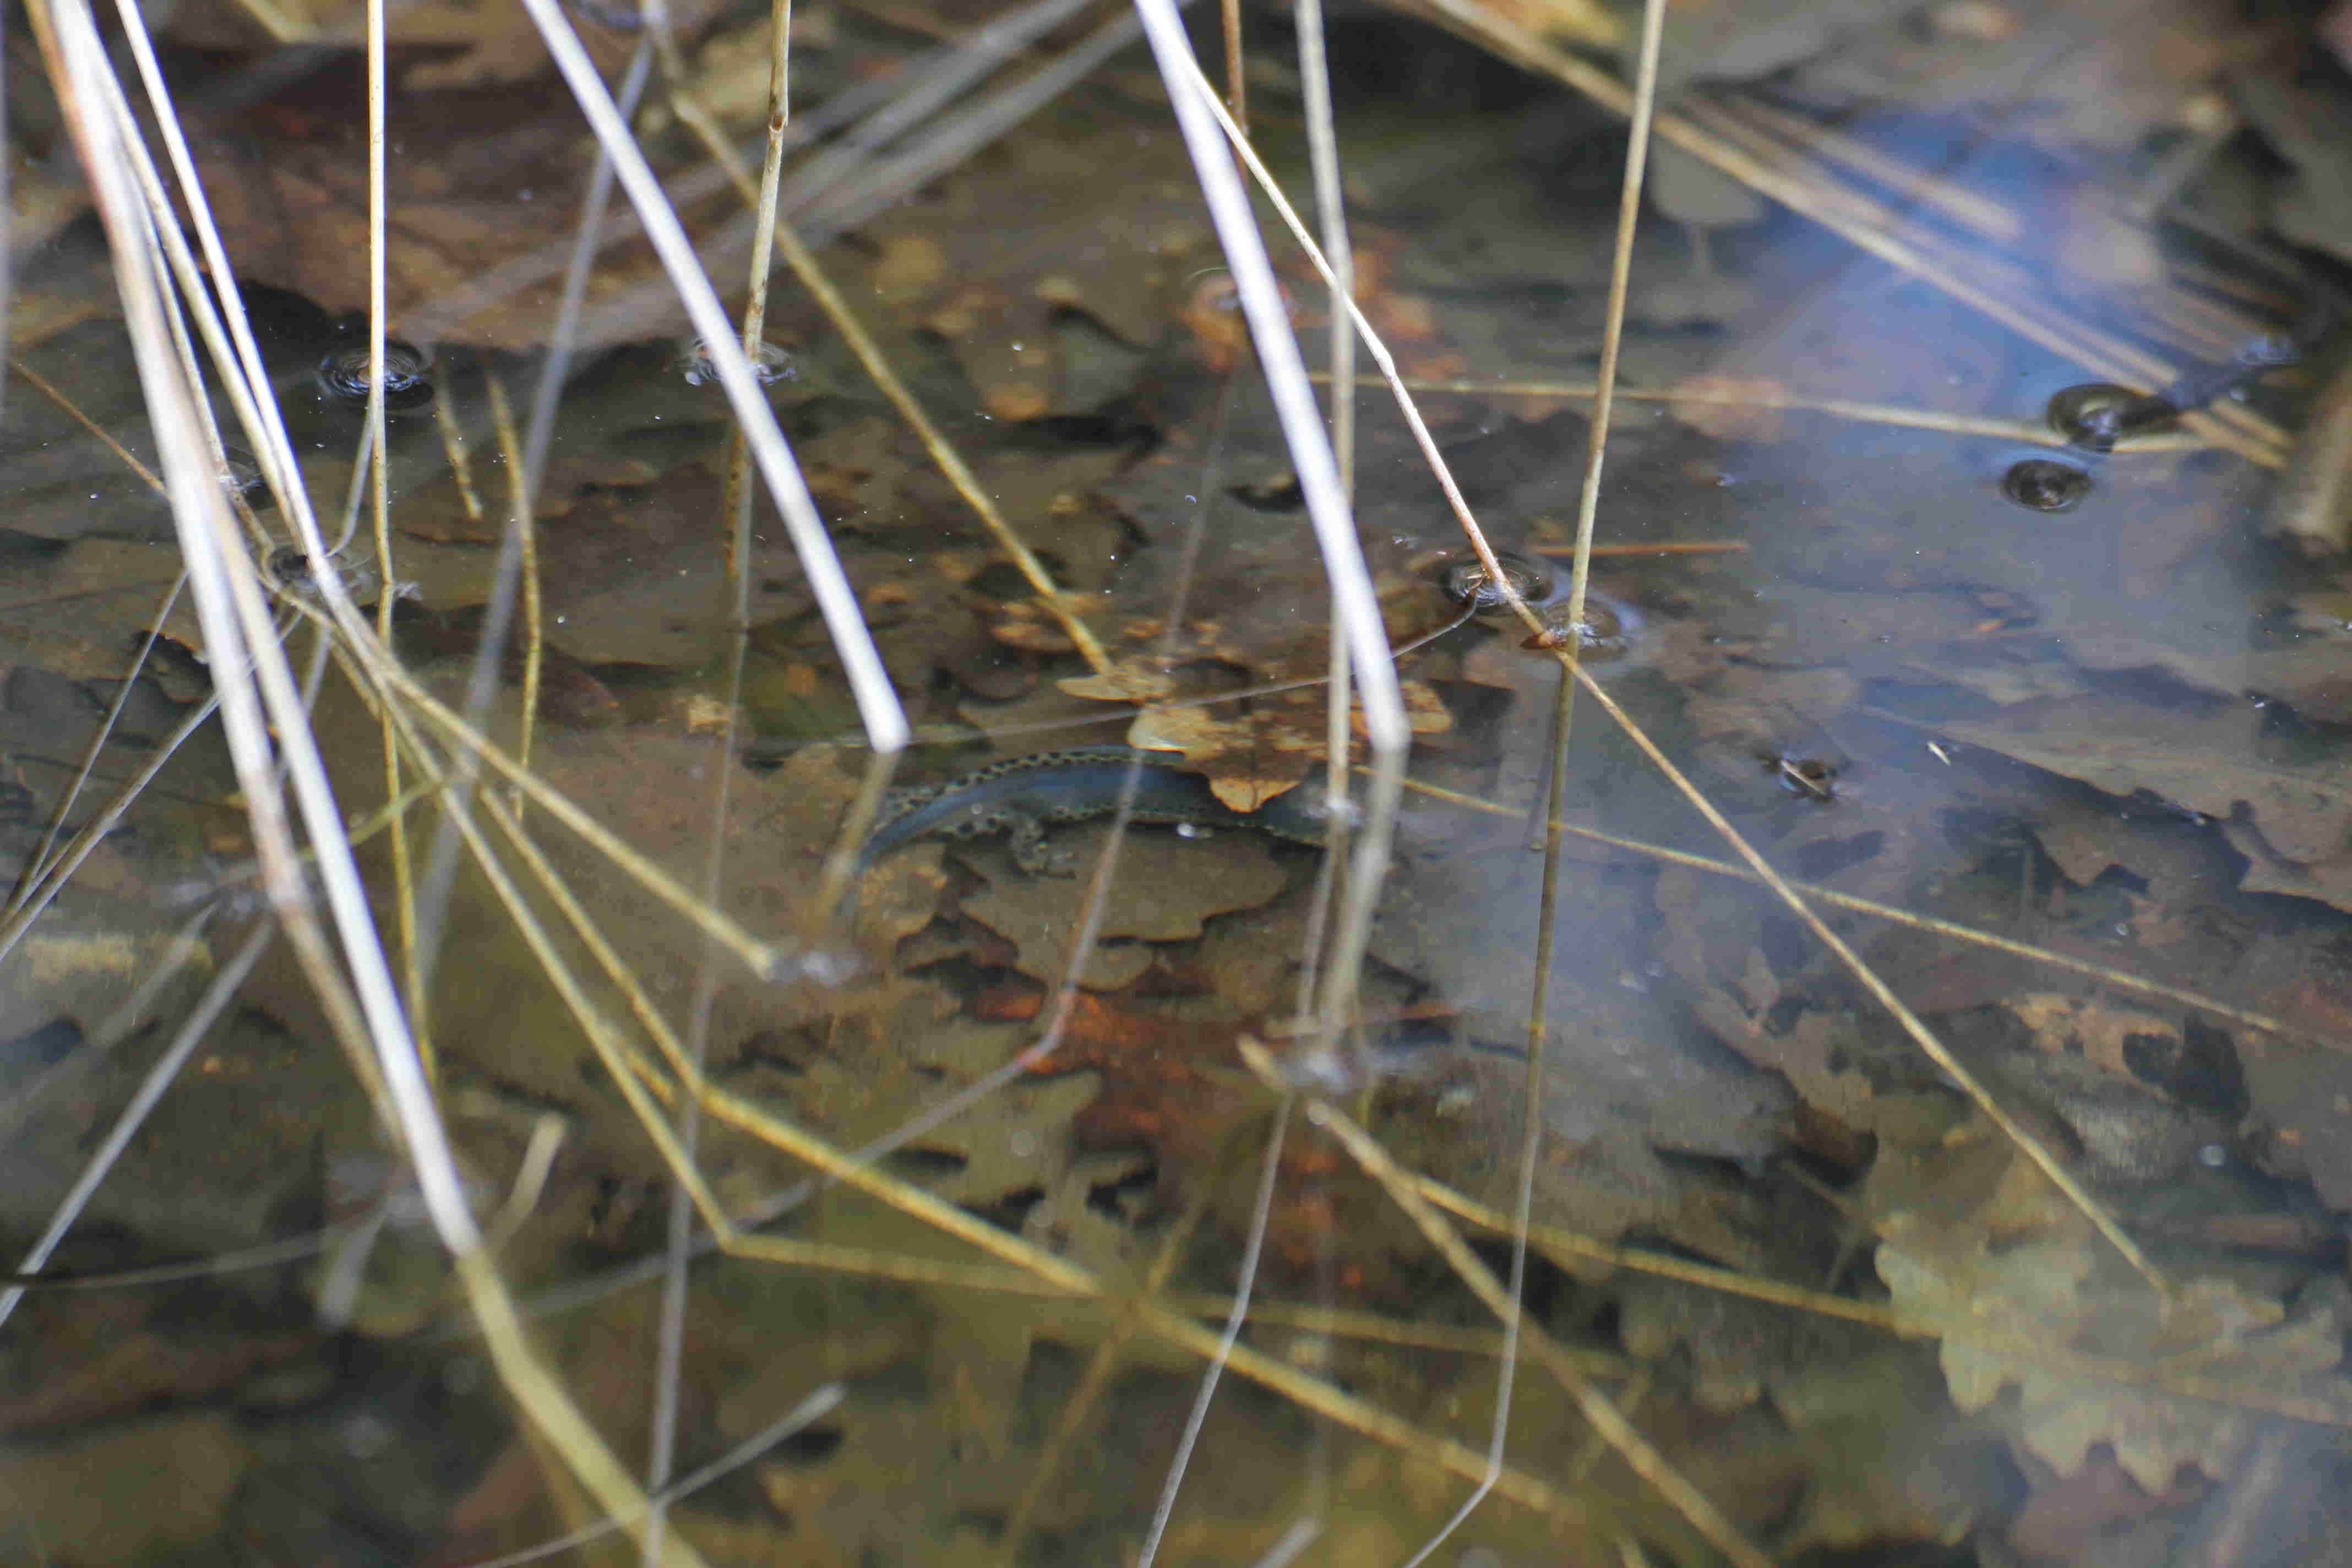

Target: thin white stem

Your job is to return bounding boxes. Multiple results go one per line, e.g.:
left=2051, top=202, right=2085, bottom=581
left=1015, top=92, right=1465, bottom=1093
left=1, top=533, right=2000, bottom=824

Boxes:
left=643, top=1154, right=698, bottom=1568
left=515, top=0, right=908, bottom=754
left=363, top=0, right=389, bottom=623
left=1295, top=0, right=1352, bottom=486
left=0, top=1222, right=357, bottom=1293
left=1132, top=0, right=1400, bottom=745
left=326, top=415, right=377, bottom=557
left=1290, top=0, right=1355, bottom=1081
left=1131, top=0, right=1407, bottom=1074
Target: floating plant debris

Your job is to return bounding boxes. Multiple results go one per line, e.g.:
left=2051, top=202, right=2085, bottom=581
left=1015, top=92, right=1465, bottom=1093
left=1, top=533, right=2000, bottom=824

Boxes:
left=2045, top=382, right=2150, bottom=453
left=265, top=546, right=381, bottom=605
left=675, top=336, right=797, bottom=387
left=1437, top=550, right=1553, bottom=614
left=219, top=448, right=267, bottom=504
left=2002, top=457, right=2092, bottom=512
left=315, top=341, right=434, bottom=412
left=1521, top=596, right=1638, bottom=656
left=1768, top=754, right=1839, bottom=801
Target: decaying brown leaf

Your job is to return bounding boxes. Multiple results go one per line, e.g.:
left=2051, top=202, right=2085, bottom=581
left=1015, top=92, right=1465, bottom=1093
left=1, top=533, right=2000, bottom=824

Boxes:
left=1871, top=1119, right=2352, bottom=1493
left=1057, top=617, right=1453, bottom=810
left=1120, top=680, right=1451, bottom=811
left=1940, top=697, right=2352, bottom=868
left=1893, top=1240, right=2349, bottom=1492
left=958, top=819, right=1295, bottom=986
left=188, top=78, right=677, bottom=349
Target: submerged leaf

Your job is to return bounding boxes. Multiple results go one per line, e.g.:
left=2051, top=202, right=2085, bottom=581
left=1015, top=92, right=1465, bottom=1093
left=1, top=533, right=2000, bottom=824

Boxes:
left=1872, top=1124, right=2352, bottom=1493
left=1940, top=698, right=2352, bottom=866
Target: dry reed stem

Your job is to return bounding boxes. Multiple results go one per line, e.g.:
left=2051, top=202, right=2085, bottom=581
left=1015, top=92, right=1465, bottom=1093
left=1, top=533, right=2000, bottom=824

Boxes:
left=1405, top=0, right=2288, bottom=467
left=6, top=358, right=166, bottom=491
left=429, top=388, right=485, bottom=521
left=30, top=1, right=705, bottom=1558
left=1712, top=90, right=2022, bottom=243
left=480, top=369, right=545, bottom=812
left=1364, top=373, right=2214, bottom=452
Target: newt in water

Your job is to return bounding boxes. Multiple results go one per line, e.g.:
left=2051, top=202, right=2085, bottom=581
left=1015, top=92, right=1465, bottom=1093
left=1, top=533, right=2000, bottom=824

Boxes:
left=852, top=552, right=1646, bottom=883
left=855, top=746, right=1337, bottom=881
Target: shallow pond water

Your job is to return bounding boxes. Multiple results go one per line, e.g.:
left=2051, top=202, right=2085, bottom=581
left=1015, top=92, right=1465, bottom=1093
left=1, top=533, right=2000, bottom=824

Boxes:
left=4, top=1, right=2352, bottom=1564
